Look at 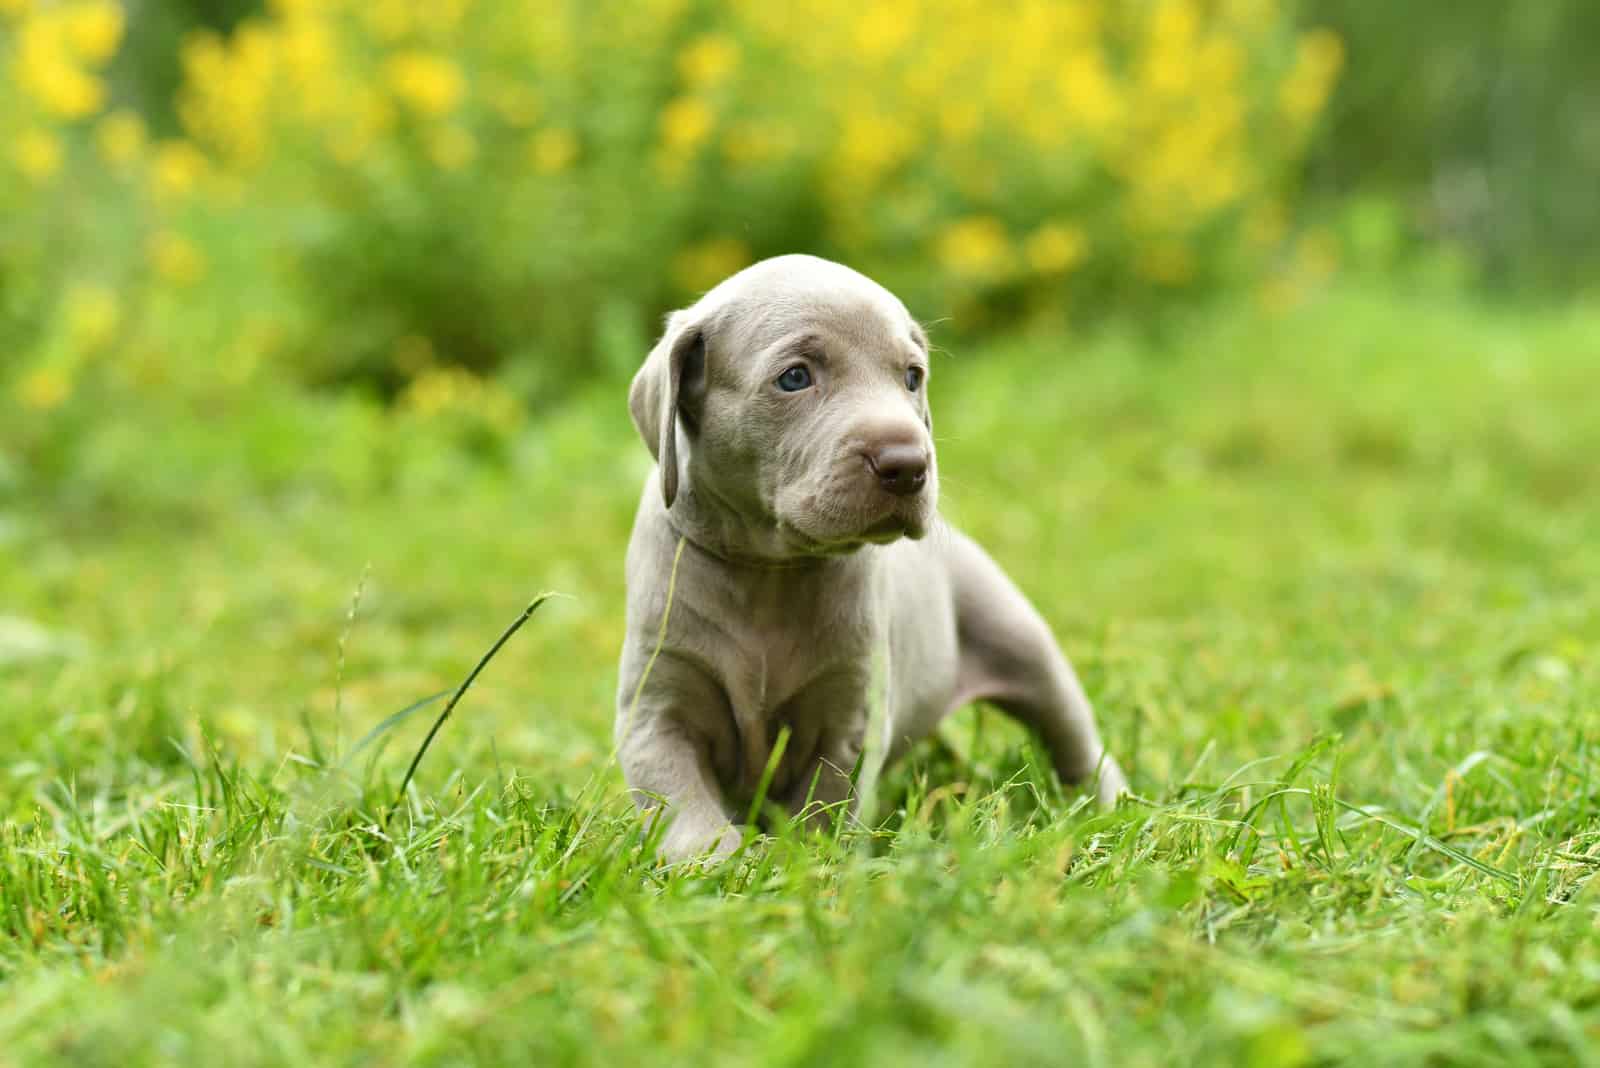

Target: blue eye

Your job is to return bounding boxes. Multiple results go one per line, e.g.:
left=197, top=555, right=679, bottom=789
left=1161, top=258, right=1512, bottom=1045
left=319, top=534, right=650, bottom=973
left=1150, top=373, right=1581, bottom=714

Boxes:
left=777, top=365, right=813, bottom=392
left=905, top=366, right=925, bottom=391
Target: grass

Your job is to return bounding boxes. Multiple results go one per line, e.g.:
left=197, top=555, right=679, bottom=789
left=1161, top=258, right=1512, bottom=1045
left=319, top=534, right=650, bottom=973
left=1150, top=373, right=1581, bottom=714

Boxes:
left=2, top=282, right=1598, bottom=1066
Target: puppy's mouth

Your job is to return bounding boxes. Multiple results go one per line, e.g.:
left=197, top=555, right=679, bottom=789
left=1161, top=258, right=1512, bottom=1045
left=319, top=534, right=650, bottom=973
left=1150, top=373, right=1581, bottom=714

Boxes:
left=860, top=513, right=917, bottom=543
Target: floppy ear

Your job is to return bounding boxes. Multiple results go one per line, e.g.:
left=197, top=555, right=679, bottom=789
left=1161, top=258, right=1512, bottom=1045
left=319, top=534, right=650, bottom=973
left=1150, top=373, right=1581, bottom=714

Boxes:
left=628, top=312, right=704, bottom=508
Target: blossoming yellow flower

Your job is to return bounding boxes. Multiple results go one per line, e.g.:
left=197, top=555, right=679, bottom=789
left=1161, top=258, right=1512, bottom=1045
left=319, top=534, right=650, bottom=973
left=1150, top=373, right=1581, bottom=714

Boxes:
left=64, top=283, right=121, bottom=350
left=399, top=367, right=524, bottom=434
left=95, top=109, right=146, bottom=166
left=17, top=30, right=106, bottom=118
left=391, top=334, right=436, bottom=376
left=17, top=366, right=72, bottom=411
left=385, top=51, right=465, bottom=117
left=659, top=96, right=713, bottom=153
left=147, top=231, right=207, bottom=285
left=529, top=127, right=578, bottom=174
left=1295, top=226, right=1341, bottom=280
left=1279, top=29, right=1345, bottom=123
left=1025, top=223, right=1090, bottom=274
left=1136, top=241, right=1195, bottom=284
left=151, top=140, right=208, bottom=197
left=854, top=6, right=911, bottom=59
left=1244, top=200, right=1287, bottom=248
left=671, top=238, right=749, bottom=293
left=487, top=80, right=541, bottom=126
left=937, top=217, right=1012, bottom=278
left=938, top=102, right=981, bottom=142
left=428, top=125, right=477, bottom=171
left=1057, top=52, right=1123, bottom=132
left=13, top=128, right=64, bottom=182
left=362, top=0, right=411, bottom=41
left=834, top=111, right=914, bottom=184
left=678, top=34, right=740, bottom=89
left=721, top=121, right=787, bottom=166
left=61, top=0, right=125, bottom=63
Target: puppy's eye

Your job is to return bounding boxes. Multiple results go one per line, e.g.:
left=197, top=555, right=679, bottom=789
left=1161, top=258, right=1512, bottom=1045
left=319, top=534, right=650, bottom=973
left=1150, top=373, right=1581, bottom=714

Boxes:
left=776, top=365, right=813, bottom=392
left=905, top=366, right=925, bottom=392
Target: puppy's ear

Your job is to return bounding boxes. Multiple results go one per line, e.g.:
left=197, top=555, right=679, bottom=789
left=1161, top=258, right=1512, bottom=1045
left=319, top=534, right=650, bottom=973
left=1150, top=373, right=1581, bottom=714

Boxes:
left=628, top=311, right=705, bottom=508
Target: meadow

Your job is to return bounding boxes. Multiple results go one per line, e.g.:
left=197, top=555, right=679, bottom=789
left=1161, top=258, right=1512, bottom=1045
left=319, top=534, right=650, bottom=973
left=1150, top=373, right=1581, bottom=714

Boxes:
left=4, top=281, right=1598, bottom=1066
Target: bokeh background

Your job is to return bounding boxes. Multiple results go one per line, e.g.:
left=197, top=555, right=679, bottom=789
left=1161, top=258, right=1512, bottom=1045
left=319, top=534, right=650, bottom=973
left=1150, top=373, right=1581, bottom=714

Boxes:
left=5, top=0, right=1596, bottom=431
left=4, top=4, right=1600, bottom=1061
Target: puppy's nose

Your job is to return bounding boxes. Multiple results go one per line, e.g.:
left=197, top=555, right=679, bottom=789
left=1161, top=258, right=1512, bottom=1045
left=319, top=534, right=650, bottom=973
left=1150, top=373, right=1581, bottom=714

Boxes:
left=865, top=443, right=929, bottom=497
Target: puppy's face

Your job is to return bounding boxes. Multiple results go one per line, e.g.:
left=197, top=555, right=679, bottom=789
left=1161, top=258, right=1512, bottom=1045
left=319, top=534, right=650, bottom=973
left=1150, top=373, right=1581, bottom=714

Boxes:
left=631, top=256, right=937, bottom=558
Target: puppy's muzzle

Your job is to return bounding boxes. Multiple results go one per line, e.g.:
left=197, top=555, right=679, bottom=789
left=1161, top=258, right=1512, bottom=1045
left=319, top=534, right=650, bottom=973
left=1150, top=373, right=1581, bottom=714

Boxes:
left=864, top=442, right=930, bottom=498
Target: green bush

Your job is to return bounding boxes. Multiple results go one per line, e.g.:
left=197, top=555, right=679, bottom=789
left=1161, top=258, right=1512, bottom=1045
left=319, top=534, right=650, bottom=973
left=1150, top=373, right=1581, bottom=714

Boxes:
left=3, top=0, right=1342, bottom=429
left=1304, top=0, right=1600, bottom=290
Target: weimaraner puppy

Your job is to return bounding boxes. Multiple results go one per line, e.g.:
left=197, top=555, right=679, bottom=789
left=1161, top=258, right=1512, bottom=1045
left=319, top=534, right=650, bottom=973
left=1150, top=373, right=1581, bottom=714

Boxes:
left=617, top=254, right=1127, bottom=859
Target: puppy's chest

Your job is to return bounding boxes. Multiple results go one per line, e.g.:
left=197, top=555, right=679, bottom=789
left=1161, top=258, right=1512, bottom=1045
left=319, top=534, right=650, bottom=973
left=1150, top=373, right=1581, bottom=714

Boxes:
left=700, top=570, right=879, bottom=715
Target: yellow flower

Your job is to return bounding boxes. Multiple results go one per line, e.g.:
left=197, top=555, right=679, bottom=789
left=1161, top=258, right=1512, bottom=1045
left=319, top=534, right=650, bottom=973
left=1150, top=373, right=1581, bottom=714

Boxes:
left=417, top=0, right=470, bottom=35
left=937, top=217, right=1012, bottom=278
left=64, top=283, right=120, bottom=350
left=13, top=128, right=64, bottom=182
left=1295, top=227, right=1341, bottom=280
left=363, top=0, right=411, bottom=42
left=17, top=31, right=106, bottom=118
left=0, top=0, right=35, bottom=18
left=427, top=125, right=477, bottom=171
left=721, top=121, right=787, bottom=166
left=671, top=238, right=749, bottom=293
left=95, top=109, right=146, bottom=166
left=151, top=140, right=208, bottom=197
left=1136, top=241, right=1195, bottom=284
left=17, top=366, right=72, bottom=411
left=1244, top=200, right=1288, bottom=248
left=1024, top=223, right=1090, bottom=274
left=833, top=111, right=914, bottom=185
left=938, top=102, right=981, bottom=142
left=487, top=81, right=541, bottom=127
left=385, top=51, right=465, bottom=117
left=391, top=334, right=436, bottom=376
left=62, top=0, right=125, bottom=63
left=529, top=127, right=578, bottom=174
left=1057, top=53, right=1123, bottom=132
left=854, top=6, right=912, bottom=59
left=659, top=96, right=713, bottom=153
left=678, top=34, right=740, bottom=89
left=147, top=231, right=207, bottom=285
left=399, top=367, right=524, bottom=434
left=1279, top=29, right=1344, bottom=123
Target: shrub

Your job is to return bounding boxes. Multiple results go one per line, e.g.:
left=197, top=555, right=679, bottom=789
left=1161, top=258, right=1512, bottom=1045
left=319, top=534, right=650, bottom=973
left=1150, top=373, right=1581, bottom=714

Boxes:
left=2, top=0, right=1342, bottom=422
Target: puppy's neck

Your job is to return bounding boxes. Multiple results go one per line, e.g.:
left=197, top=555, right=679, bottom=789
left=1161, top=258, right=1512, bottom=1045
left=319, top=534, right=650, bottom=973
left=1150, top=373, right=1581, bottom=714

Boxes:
left=660, top=480, right=868, bottom=572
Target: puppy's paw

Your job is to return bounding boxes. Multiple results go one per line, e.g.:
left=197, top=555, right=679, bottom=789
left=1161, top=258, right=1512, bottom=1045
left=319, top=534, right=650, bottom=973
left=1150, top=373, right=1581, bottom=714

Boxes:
left=1093, top=756, right=1130, bottom=809
left=659, top=818, right=744, bottom=866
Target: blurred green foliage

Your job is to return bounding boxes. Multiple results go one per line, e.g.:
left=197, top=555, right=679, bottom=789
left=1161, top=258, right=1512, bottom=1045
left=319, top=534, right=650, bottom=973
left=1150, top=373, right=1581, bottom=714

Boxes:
left=2, top=0, right=1340, bottom=426
left=1305, top=0, right=1600, bottom=290
left=1, top=0, right=1595, bottom=449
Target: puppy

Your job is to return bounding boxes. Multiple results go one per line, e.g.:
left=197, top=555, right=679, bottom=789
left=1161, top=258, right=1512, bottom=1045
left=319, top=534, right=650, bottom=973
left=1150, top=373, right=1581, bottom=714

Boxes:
left=617, top=255, right=1126, bottom=859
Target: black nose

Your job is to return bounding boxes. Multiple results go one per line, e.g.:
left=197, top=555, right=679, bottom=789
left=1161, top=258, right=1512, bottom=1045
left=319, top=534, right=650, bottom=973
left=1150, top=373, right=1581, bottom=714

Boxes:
left=865, top=443, right=929, bottom=497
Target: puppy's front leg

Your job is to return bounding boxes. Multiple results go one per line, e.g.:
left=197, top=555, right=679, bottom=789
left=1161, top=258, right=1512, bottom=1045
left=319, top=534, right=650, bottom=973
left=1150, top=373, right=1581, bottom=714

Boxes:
left=620, top=723, right=741, bottom=860
left=616, top=656, right=742, bottom=861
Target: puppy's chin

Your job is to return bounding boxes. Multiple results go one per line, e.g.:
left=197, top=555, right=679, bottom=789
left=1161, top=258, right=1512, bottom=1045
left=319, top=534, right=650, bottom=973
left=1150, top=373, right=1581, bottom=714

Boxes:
left=859, top=511, right=928, bottom=544
left=782, top=497, right=935, bottom=556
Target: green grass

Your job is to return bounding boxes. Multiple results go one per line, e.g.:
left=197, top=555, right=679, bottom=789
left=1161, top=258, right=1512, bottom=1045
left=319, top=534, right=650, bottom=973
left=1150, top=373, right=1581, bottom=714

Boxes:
left=2, top=283, right=1598, bottom=1066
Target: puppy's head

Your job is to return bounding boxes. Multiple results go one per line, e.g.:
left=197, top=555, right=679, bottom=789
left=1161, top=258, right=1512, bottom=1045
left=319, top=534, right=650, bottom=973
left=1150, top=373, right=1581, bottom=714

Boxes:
left=630, top=255, right=936, bottom=558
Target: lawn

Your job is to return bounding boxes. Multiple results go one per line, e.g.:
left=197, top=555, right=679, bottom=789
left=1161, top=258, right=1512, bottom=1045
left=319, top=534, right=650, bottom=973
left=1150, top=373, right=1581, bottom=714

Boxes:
left=2, top=283, right=1598, bottom=1066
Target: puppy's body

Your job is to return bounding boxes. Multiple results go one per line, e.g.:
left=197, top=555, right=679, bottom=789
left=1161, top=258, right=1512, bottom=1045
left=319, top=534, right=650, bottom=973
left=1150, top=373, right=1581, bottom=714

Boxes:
left=618, top=255, right=1125, bottom=859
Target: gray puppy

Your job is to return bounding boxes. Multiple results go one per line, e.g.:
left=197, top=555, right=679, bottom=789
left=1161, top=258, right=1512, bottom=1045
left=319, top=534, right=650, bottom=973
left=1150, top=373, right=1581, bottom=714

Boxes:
left=617, top=255, right=1126, bottom=859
